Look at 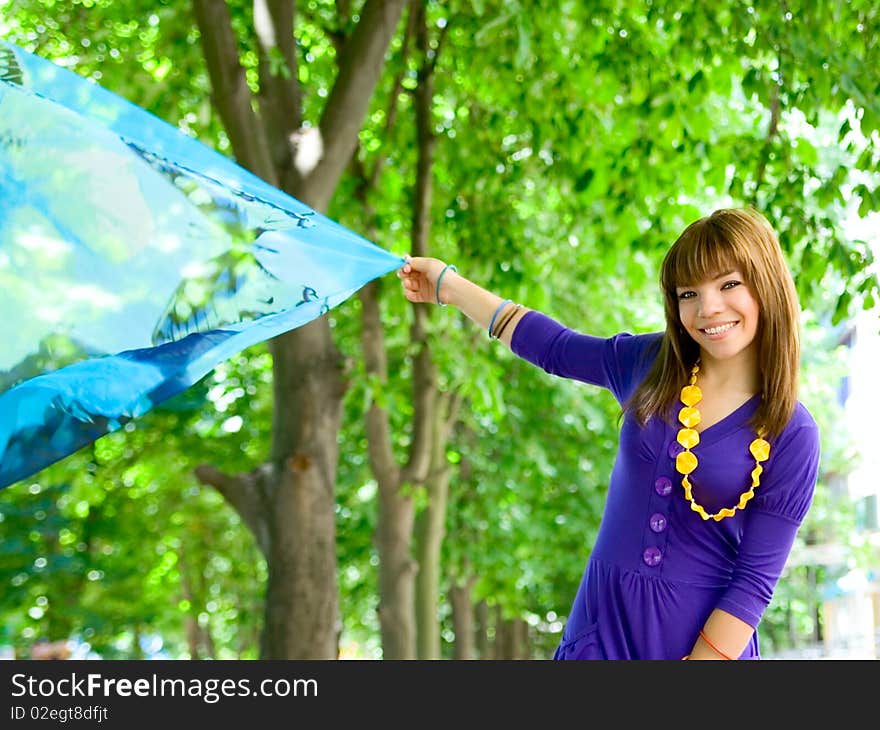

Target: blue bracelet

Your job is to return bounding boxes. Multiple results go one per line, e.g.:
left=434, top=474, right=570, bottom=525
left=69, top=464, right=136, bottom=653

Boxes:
left=436, top=264, right=457, bottom=306
left=488, top=299, right=512, bottom=338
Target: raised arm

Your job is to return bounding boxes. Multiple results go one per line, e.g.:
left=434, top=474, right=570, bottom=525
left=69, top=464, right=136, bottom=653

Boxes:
left=397, top=256, right=529, bottom=349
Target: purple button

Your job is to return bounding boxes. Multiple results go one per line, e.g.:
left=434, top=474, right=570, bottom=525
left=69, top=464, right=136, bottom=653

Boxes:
left=642, top=546, right=662, bottom=567
left=667, top=440, right=684, bottom=459
left=654, top=476, right=673, bottom=497
left=649, top=513, right=668, bottom=533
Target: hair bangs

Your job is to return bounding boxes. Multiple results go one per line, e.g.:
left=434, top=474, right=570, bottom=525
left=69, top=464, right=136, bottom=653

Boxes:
left=661, top=221, right=743, bottom=293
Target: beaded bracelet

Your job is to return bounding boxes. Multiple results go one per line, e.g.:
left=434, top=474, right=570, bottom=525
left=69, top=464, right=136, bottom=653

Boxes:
left=493, top=303, right=522, bottom=339
left=435, top=264, right=457, bottom=306
left=487, top=299, right=512, bottom=338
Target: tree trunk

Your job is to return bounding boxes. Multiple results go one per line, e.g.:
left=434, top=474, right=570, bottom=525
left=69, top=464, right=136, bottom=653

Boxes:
left=376, top=476, right=418, bottom=658
left=494, top=613, right=529, bottom=659
left=130, top=626, right=144, bottom=660
left=262, top=320, right=346, bottom=658
left=414, top=392, right=456, bottom=659
left=409, top=6, right=444, bottom=659
left=180, top=562, right=201, bottom=660
left=511, top=617, right=530, bottom=659
left=449, top=578, right=476, bottom=659
left=493, top=605, right=506, bottom=659
left=193, top=0, right=410, bottom=658
left=355, top=3, right=456, bottom=658
left=359, top=273, right=434, bottom=658
left=414, top=463, right=449, bottom=659
left=475, top=599, right=490, bottom=659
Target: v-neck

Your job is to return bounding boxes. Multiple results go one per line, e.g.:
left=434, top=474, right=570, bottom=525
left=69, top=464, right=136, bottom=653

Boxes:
left=692, top=393, right=761, bottom=446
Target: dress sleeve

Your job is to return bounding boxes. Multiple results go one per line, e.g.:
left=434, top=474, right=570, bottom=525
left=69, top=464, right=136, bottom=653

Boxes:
left=510, top=310, right=661, bottom=404
left=716, top=414, right=821, bottom=628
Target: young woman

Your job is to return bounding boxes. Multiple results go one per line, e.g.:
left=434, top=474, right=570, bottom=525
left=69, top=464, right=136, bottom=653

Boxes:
left=397, top=207, right=820, bottom=660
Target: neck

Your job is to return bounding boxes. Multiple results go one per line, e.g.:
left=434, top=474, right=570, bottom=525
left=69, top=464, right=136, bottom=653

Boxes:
left=696, top=348, right=761, bottom=396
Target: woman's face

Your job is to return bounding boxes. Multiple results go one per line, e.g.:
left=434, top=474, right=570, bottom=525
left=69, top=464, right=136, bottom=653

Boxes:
left=675, top=269, right=760, bottom=365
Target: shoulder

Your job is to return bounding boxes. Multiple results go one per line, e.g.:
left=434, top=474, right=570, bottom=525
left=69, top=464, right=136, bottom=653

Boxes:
left=612, top=331, right=663, bottom=380
left=607, top=331, right=662, bottom=401
left=791, top=401, right=819, bottom=429
left=768, top=402, right=820, bottom=467
left=608, top=330, right=663, bottom=365
left=777, top=402, right=820, bottom=450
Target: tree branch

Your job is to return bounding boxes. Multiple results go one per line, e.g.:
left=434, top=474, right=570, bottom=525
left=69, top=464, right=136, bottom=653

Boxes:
left=254, top=0, right=303, bottom=175
left=400, top=2, right=444, bottom=484
left=193, top=0, right=277, bottom=185
left=194, top=463, right=272, bottom=558
left=298, top=0, right=411, bottom=210
left=427, top=17, right=451, bottom=75
left=411, top=0, right=434, bottom=258
left=442, top=391, right=464, bottom=443
left=366, top=2, right=418, bottom=189
left=752, top=54, right=782, bottom=201
left=359, top=279, right=401, bottom=486
left=400, top=320, right=436, bottom=485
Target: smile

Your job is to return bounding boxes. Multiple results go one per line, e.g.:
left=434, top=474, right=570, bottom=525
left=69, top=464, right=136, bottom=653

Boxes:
left=701, top=322, right=738, bottom=336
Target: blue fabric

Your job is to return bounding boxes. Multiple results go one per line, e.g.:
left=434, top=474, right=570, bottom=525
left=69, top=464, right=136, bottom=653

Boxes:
left=0, top=41, right=404, bottom=490
left=511, top=310, right=820, bottom=659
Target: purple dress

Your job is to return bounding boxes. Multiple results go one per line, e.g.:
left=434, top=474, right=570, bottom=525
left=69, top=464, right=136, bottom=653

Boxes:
left=511, top=311, right=820, bottom=660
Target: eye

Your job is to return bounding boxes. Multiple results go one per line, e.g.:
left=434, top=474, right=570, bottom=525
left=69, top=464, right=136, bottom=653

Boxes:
left=677, top=290, right=695, bottom=300
left=721, top=280, right=742, bottom=290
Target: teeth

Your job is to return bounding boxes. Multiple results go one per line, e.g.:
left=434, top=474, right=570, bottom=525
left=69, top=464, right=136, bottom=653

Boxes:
left=703, top=322, right=736, bottom=335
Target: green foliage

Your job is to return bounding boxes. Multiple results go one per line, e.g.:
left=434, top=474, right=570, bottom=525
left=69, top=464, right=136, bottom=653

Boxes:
left=0, top=397, right=267, bottom=658
left=1, top=0, right=878, bottom=658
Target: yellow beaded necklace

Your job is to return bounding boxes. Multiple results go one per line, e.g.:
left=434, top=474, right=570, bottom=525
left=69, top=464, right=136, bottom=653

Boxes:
left=674, top=361, right=771, bottom=522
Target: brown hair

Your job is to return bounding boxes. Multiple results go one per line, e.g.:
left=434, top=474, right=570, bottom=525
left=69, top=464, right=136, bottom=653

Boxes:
left=626, top=208, right=801, bottom=439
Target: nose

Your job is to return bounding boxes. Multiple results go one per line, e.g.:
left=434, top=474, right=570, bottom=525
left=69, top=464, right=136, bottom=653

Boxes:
left=697, top=290, right=724, bottom=318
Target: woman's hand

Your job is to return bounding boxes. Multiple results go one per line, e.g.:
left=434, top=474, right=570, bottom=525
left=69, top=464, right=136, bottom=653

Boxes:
left=397, top=255, right=451, bottom=305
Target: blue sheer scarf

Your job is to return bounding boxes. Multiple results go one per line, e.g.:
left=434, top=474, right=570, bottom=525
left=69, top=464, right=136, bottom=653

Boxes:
left=0, top=40, right=404, bottom=490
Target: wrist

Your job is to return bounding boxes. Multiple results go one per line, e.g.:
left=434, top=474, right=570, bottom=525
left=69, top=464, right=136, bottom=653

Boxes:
left=436, top=266, right=460, bottom=306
